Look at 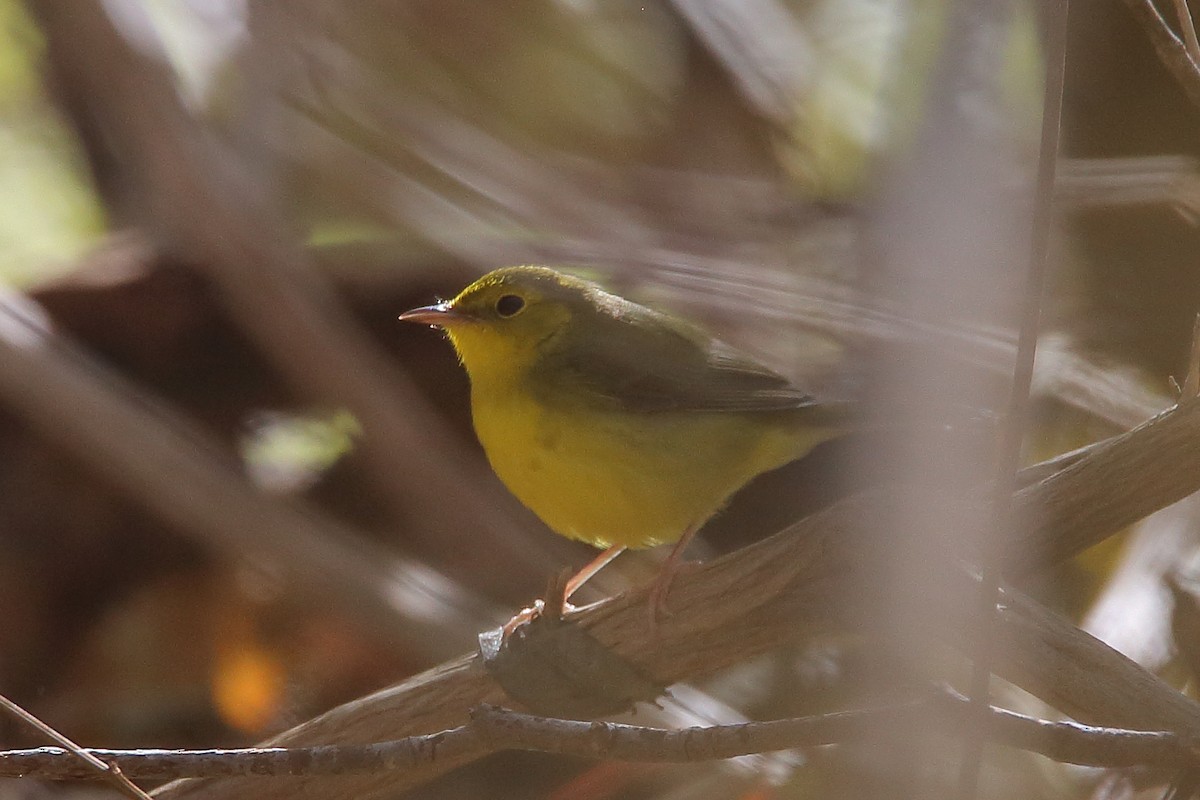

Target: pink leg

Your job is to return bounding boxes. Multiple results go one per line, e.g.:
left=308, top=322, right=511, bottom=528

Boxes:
left=564, top=544, right=627, bottom=605
left=647, top=525, right=699, bottom=627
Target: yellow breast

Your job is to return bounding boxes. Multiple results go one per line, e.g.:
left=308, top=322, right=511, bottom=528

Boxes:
left=470, top=385, right=805, bottom=549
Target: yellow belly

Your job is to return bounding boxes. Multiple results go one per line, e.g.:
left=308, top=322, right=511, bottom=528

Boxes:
left=471, top=387, right=815, bottom=549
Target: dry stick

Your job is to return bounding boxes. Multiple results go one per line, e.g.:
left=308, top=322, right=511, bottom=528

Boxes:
left=1173, top=0, right=1200, bottom=66
left=0, top=726, right=487, bottom=781
left=1123, top=0, right=1200, bottom=108
left=959, top=0, right=1070, bottom=794
left=1181, top=314, right=1200, bottom=399
left=11, top=691, right=1200, bottom=780
left=0, top=693, right=153, bottom=800
left=24, top=0, right=574, bottom=598
left=152, top=399, right=1200, bottom=800
left=475, top=697, right=1200, bottom=769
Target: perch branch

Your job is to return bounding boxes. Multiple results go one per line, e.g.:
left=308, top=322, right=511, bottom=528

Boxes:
left=153, top=397, right=1200, bottom=799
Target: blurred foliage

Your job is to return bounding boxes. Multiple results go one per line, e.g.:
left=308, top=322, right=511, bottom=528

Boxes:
left=0, top=0, right=104, bottom=286
left=241, top=410, right=362, bottom=492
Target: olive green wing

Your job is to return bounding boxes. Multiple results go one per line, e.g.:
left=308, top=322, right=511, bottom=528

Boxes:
left=535, top=300, right=819, bottom=414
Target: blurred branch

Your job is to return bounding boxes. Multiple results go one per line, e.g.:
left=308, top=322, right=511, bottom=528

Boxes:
left=668, top=0, right=812, bottom=125
left=13, top=689, right=1200, bottom=781
left=1056, top=156, right=1200, bottom=221
left=289, top=59, right=646, bottom=260
left=0, top=285, right=499, bottom=662
left=23, top=0, right=575, bottom=593
left=155, top=397, right=1200, bottom=799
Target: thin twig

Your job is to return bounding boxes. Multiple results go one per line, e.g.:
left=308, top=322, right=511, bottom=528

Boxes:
left=1122, top=0, right=1200, bottom=109
left=1173, top=0, right=1200, bottom=66
left=1181, top=314, right=1200, bottom=398
left=0, top=726, right=485, bottom=781
left=0, top=693, right=153, bottom=799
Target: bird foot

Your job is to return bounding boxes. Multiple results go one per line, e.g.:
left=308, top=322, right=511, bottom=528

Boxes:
left=646, top=560, right=699, bottom=632
left=502, top=598, right=546, bottom=637
left=501, top=567, right=583, bottom=639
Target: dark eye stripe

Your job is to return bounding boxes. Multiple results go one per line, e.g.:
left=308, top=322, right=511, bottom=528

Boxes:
left=496, top=294, right=525, bottom=317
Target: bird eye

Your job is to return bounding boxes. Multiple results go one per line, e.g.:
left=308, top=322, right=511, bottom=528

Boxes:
left=495, top=294, right=525, bottom=317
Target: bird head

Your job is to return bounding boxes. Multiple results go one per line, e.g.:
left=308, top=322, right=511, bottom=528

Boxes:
left=399, top=266, right=591, bottom=382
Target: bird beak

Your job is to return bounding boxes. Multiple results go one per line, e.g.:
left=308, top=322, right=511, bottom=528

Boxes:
left=398, top=302, right=470, bottom=328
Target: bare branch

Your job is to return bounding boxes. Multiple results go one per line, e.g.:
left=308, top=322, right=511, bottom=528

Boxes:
left=1173, top=0, right=1200, bottom=66
left=8, top=689, right=1200, bottom=781
left=1122, top=0, right=1200, bottom=109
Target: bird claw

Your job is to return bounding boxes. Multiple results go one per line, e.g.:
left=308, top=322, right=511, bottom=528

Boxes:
left=502, top=598, right=546, bottom=637
left=646, top=560, right=699, bottom=632
left=501, top=562, right=595, bottom=639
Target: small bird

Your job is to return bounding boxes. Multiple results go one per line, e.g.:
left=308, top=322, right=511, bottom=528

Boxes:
left=400, top=266, right=850, bottom=625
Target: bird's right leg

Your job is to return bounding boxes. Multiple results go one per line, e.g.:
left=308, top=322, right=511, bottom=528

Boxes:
left=563, top=544, right=627, bottom=606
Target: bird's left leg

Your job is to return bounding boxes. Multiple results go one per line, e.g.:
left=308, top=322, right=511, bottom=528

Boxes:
left=501, top=544, right=626, bottom=637
left=563, top=544, right=627, bottom=608
left=646, top=524, right=700, bottom=626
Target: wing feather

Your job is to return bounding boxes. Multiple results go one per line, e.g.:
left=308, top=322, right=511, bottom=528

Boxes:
left=533, top=294, right=818, bottom=413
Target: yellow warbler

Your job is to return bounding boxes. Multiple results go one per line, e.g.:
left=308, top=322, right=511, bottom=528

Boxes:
left=400, top=266, right=849, bottom=620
